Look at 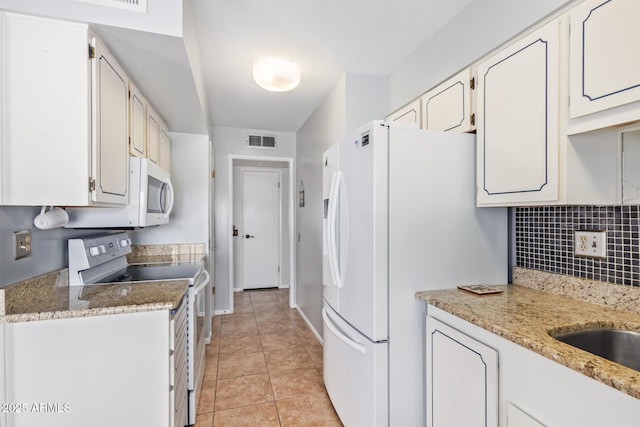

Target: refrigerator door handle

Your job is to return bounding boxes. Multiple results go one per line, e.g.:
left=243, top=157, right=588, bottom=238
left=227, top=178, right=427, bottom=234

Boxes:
left=322, top=308, right=366, bottom=354
left=328, top=171, right=344, bottom=288
left=327, top=172, right=338, bottom=287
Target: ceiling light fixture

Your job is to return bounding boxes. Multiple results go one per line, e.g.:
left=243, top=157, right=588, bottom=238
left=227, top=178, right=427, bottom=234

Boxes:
left=253, top=57, right=301, bottom=92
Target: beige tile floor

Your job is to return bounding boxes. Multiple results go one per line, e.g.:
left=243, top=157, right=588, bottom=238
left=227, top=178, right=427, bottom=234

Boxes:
left=195, top=288, right=343, bottom=427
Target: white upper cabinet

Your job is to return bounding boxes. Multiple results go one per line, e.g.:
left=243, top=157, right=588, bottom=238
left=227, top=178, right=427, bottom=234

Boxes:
left=132, top=81, right=170, bottom=174
left=91, top=36, right=129, bottom=205
left=129, top=82, right=147, bottom=158
left=160, top=122, right=171, bottom=172
left=0, top=13, right=129, bottom=206
left=476, top=19, right=560, bottom=206
left=387, top=98, right=421, bottom=128
left=569, top=0, right=640, bottom=123
left=421, top=69, right=475, bottom=132
left=147, top=104, right=161, bottom=165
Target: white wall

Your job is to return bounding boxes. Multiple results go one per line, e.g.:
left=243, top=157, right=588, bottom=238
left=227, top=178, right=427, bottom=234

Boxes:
left=0, top=0, right=182, bottom=36
left=345, top=73, right=388, bottom=131
left=212, top=127, right=296, bottom=312
left=295, top=72, right=386, bottom=334
left=133, top=132, right=210, bottom=246
left=387, top=0, right=575, bottom=113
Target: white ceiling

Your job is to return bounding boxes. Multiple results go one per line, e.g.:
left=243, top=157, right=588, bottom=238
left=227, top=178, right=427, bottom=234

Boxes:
left=189, top=0, right=473, bottom=132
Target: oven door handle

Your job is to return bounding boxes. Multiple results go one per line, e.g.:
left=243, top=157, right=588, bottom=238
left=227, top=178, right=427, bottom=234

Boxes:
left=194, top=269, right=210, bottom=294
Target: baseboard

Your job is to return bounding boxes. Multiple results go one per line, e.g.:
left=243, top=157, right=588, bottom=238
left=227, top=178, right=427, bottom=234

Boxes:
left=296, top=306, right=323, bottom=345
left=214, top=309, right=232, bottom=315
left=279, top=284, right=290, bottom=289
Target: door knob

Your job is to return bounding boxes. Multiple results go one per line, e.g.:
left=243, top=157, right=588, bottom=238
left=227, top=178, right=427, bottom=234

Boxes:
left=245, top=234, right=254, bottom=239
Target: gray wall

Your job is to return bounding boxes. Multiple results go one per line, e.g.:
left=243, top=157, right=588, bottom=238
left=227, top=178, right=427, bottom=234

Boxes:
left=295, top=72, right=386, bottom=334
left=211, top=127, right=296, bottom=313
left=0, top=208, right=100, bottom=287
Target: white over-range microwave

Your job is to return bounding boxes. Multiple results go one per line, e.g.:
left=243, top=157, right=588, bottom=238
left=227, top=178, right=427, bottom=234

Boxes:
left=65, top=158, right=174, bottom=228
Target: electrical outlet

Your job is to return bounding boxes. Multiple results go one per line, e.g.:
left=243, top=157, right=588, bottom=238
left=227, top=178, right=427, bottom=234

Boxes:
left=14, top=229, right=32, bottom=260
left=574, top=230, right=607, bottom=259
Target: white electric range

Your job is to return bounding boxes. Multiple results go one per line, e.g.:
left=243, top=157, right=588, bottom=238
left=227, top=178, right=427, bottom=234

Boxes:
left=68, top=232, right=210, bottom=427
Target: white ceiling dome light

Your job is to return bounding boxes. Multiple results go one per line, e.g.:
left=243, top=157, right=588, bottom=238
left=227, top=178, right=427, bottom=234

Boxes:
left=252, top=57, right=301, bottom=92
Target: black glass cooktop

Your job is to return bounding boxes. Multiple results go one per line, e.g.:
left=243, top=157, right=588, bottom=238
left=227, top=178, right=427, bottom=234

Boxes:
left=92, top=264, right=202, bottom=284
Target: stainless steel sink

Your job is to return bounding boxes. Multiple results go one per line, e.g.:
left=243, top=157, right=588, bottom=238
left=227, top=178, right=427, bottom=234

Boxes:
left=553, top=329, right=640, bottom=372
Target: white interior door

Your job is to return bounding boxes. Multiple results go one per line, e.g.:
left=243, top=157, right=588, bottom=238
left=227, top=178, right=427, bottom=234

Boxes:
left=242, top=169, right=281, bottom=289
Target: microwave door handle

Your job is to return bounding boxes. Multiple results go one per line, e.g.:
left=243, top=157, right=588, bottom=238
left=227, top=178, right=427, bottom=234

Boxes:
left=163, top=178, right=175, bottom=218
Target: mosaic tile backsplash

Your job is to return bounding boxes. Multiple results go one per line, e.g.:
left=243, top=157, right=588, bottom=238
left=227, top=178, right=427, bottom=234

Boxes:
left=515, top=206, right=640, bottom=286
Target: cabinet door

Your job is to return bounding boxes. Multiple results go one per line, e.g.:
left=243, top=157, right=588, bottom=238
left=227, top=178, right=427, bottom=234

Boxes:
left=476, top=19, right=560, bottom=206
left=387, top=98, right=421, bottom=127
left=507, top=403, right=546, bottom=427
left=570, top=0, right=640, bottom=118
left=160, top=122, right=171, bottom=172
left=129, top=82, right=147, bottom=158
left=91, top=36, right=129, bottom=205
left=147, top=105, right=161, bottom=165
left=426, top=316, right=498, bottom=427
left=421, top=69, right=474, bottom=132
left=1, top=13, right=90, bottom=206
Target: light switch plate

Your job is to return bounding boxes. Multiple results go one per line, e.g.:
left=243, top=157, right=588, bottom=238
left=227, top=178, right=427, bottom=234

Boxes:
left=575, top=230, right=607, bottom=259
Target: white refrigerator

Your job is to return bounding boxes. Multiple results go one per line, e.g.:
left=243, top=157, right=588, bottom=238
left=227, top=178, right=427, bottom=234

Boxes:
left=322, top=120, right=508, bottom=427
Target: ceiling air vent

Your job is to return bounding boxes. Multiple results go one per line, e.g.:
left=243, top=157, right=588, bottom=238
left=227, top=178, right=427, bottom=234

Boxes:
left=247, top=134, right=277, bottom=149
left=73, top=0, right=147, bottom=13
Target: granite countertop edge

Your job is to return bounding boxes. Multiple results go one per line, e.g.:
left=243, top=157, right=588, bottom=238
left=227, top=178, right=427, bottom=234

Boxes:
left=4, top=245, right=206, bottom=323
left=5, top=301, right=177, bottom=323
left=416, top=272, right=640, bottom=401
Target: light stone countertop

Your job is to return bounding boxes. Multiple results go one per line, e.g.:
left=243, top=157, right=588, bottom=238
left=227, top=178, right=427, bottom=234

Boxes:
left=416, top=269, right=640, bottom=400
left=4, top=244, right=206, bottom=323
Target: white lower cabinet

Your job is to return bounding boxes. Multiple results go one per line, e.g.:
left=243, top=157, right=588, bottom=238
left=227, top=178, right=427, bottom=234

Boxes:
left=427, top=305, right=640, bottom=427
left=507, top=403, right=545, bottom=427
left=170, top=297, right=188, bottom=427
left=5, top=309, right=182, bottom=427
left=426, top=316, right=498, bottom=427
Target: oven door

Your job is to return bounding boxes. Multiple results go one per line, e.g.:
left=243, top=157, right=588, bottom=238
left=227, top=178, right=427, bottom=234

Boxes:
left=188, top=269, right=210, bottom=424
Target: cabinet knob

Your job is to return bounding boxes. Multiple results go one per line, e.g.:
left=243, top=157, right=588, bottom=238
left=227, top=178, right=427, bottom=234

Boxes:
left=245, top=234, right=254, bottom=239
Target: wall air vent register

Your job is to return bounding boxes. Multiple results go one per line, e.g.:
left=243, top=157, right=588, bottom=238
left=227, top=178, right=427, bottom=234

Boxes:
left=247, top=134, right=277, bottom=149
left=73, top=0, right=147, bottom=13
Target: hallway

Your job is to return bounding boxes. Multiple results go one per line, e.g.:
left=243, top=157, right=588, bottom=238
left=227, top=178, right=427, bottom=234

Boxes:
left=195, top=288, right=342, bottom=426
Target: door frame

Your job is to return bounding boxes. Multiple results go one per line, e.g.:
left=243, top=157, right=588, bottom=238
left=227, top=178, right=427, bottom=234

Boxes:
left=227, top=155, right=296, bottom=311
left=239, top=167, right=282, bottom=290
